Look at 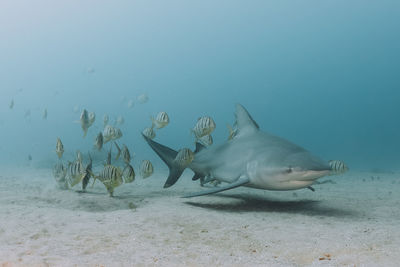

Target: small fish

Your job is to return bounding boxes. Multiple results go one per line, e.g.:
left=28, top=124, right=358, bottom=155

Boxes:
left=67, top=159, right=85, bottom=187
left=88, top=111, right=96, bottom=127
left=227, top=124, right=237, bottom=140
left=127, top=99, right=134, bottom=108
left=137, top=93, right=149, bottom=104
left=142, top=127, right=156, bottom=140
left=73, top=105, right=80, bottom=113
left=112, top=127, right=123, bottom=141
left=81, top=154, right=93, bottom=191
left=329, top=160, right=348, bottom=174
left=76, top=150, right=83, bottom=163
left=79, top=109, right=90, bottom=137
left=122, top=144, right=132, bottom=164
left=197, top=134, right=213, bottom=146
left=103, top=114, right=109, bottom=127
left=116, top=115, right=125, bottom=126
left=192, top=116, right=216, bottom=139
left=123, top=164, right=135, bottom=183
left=43, top=108, right=48, bottom=119
left=56, top=138, right=64, bottom=159
left=28, top=154, right=32, bottom=161
left=103, top=125, right=115, bottom=143
left=115, top=143, right=131, bottom=164
left=92, top=165, right=123, bottom=197
left=87, top=67, right=95, bottom=74
left=114, top=142, right=122, bottom=161
left=53, top=162, right=68, bottom=189
left=94, top=132, right=103, bottom=151
left=140, top=160, right=154, bottom=178
left=24, top=109, right=31, bottom=119
left=151, top=111, right=169, bottom=129
left=9, top=99, right=14, bottom=109
left=174, top=148, right=194, bottom=167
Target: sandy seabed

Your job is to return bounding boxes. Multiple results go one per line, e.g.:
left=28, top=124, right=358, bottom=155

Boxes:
left=0, top=166, right=399, bottom=267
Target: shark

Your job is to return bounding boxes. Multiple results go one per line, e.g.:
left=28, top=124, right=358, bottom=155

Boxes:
left=142, top=104, right=333, bottom=198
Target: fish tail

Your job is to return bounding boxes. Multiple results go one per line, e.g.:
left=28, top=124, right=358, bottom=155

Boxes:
left=142, top=134, right=185, bottom=188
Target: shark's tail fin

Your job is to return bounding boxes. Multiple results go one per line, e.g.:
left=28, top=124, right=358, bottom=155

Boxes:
left=142, top=134, right=185, bottom=188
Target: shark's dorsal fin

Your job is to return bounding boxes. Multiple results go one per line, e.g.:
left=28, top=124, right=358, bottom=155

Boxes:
left=235, top=104, right=259, bottom=137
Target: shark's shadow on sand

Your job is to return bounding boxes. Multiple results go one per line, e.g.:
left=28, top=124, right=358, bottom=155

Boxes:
left=184, top=193, right=358, bottom=218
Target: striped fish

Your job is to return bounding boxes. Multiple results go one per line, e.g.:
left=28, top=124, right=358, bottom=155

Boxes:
left=140, top=160, right=154, bottom=178
left=88, top=112, right=96, bottom=127
left=192, top=116, right=216, bottom=139
left=94, top=132, right=103, bottom=151
left=122, top=144, right=131, bottom=164
left=151, top=111, right=170, bottom=129
left=174, top=148, right=195, bottom=167
left=93, top=165, right=123, bottom=197
left=56, top=137, right=64, bottom=159
left=81, top=154, right=92, bottom=191
left=142, top=127, right=156, bottom=140
left=79, top=109, right=90, bottom=137
left=197, top=134, right=213, bottom=146
left=53, top=161, right=68, bottom=189
left=116, top=115, right=125, bottom=126
left=329, top=160, right=348, bottom=174
left=123, top=164, right=135, bottom=183
left=112, top=127, right=123, bottom=141
left=103, top=114, right=109, bottom=128
left=103, top=125, right=115, bottom=143
left=67, top=160, right=85, bottom=187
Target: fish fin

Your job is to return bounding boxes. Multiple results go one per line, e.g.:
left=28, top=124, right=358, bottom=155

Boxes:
left=142, top=133, right=185, bottom=188
left=114, top=142, right=121, bottom=160
left=182, top=177, right=250, bottom=198
left=71, top=174, right=86, bottom=187
left=192, top=172, right=204, bottom=181
left=307, top=186, right=315, bottom=192
left=234, top=104, right=259, bottom=138
left=194, top=142, right=206, bottom=153
left=83, top=129, right=88, bottom=138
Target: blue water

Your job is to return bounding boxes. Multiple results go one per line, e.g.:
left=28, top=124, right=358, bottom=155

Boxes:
left=0, top=0, right=399, bottom=171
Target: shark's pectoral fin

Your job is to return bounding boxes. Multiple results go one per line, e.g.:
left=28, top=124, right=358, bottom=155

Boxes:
left=182, top=177, right=250, bottom=198
left=192, top=172, right=204, bottom=181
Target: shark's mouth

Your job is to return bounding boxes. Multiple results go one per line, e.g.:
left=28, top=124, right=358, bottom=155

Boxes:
left=296, top=170, right=330, bottom=181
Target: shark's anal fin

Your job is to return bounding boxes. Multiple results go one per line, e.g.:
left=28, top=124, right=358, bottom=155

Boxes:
left=182, top=177, right=250, bottom=198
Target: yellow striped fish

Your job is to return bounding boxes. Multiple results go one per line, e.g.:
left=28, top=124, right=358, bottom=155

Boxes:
left=56, top=138, right=64, bottom=159
left=174, top=148, right=195, bottom=167
left=142, top=127, right=156, bottom=140
left=93, top=165, right=123, bottom=197
left=123, top=164, right=135, bottom=183
left=151, top=111, right=170, bottom=129
left=140, top=160, right=154, bottom=178
left=192, top=116, right=216, bottom=139
left=67, top=159, right=85, bottom=187
left=197, top=134, right=213, bottom=146
left=53, top=162, right=68, bottom=189
left=329, top=160, right=348, bottom=174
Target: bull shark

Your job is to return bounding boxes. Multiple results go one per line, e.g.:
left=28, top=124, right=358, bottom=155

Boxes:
left=142, top=104, right=332, bottom=198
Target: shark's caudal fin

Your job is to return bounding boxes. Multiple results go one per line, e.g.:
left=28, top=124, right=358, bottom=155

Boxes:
left=142, top=134, right=186, bottom=188
left=182, top=176, right=250, bottom=198
left=234, top=104, right=260, bottom=138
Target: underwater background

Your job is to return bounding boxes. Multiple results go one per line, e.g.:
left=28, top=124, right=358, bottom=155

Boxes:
left=0, top=0, right=399, bottom=171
